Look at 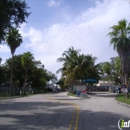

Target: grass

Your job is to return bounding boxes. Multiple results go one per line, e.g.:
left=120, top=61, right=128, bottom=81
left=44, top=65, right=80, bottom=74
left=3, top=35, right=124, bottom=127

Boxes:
left=116, top=93, right=130, bottom=105
left=67, top=92, right=77, bottom=97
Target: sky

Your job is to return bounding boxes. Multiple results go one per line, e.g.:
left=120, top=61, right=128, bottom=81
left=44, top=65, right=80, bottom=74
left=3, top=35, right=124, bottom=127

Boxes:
left=0, top=0, right=130, bottom=79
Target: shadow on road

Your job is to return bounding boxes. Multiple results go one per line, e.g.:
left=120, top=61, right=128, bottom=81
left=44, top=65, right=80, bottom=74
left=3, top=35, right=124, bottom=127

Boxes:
left=0, top=95, right=128, bottom=130
left=0, top=93, right=130, bottom=130
left=0, top=101, right=74, bottom=130
left=78, top=110, right=129, bottom=130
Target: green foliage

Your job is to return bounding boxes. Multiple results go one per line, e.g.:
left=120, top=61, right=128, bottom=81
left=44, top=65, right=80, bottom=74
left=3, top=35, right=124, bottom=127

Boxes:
left=57, top=46, right=126, bottom=86
left=0, top=0, right=30, bottom=43
left=5, top=28, right=23, bottom=90
left=4, top=55, right=25, bottom=86
left=56, top=78, right=65, bottom=88
left=108, top=19, right=130, bottom=51
left=98, top=57, right=122, bottom=85
left=31, top=67, right=48, bottom=88
left=102, top=62, right=111, bottom=75
left=107, top=19, right=130, bottom=86
left=57, top=46, right=100, bottom=85
left=46, top=71, right=57, bottom=83
left=0, top=63, right=9, bottom=84
left=21, top=52, right=34, bottom=73
left=0, top=53, right=57, bottom=91
left=6, top=28, right=22, bottom=55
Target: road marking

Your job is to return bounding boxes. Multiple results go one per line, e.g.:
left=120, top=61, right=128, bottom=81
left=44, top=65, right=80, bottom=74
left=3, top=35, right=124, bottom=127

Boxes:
left=74, top=104, right=80, bottom=130
left=68, top=110, right=76, bottom=130
left=46, top=96, right=80, bottom=130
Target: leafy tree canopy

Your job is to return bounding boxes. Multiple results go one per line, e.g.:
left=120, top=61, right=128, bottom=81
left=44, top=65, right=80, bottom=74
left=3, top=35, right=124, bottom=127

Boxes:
left=0, top=0, right=30, bottom=43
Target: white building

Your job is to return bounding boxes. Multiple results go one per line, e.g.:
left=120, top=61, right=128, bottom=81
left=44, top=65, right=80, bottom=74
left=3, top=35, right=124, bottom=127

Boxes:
left=96, top=80, right=114, bottom=86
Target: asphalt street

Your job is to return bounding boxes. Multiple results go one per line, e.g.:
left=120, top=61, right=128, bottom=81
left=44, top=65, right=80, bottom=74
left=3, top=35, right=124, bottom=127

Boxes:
left=0, top=92, right=130, bottom=130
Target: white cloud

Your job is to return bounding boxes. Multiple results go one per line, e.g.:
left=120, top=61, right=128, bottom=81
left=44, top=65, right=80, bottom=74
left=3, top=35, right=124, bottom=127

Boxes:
left=0, top=45, right=10, bottom=53
left=20, top=0, right=130, bottom=77
left=47, top=0, right=61, bottom=7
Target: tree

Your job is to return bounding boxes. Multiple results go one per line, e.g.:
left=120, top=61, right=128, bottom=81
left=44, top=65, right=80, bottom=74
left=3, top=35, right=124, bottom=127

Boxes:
left=31, top=67, right=47, bottom=92
left=57, top=46, right=100, bottom=93
left=101, top=62, right=112, bottom=83
left=21, top=52, right=34, bottom=90
left=112, top=57, right=122, bottom=84
left=73, top=54, right=99, bottom=83
left=46, top=71, right=57, bottom=83
left=6, top=28, right=22, bottom=95
left=108, top=19, right=130, bottom=88
left=9, top=55, right=25, bottom=87
left=56, top=78, right=65, bottom=89
left=0, top=0, right=30, bottom=43
left=0, top=57, right=8, bottom=85
left=102, top=62, right=111, bottom=76
left=108, top=57, right=122, bottom=84
left=57, top=46, right=80, bottom=86
left=0, top=53, right=57, bottom=95
left=98, top=58, right=122, bottom=85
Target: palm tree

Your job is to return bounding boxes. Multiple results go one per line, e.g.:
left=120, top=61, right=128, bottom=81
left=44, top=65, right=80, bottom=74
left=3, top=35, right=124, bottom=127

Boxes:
left=114, top=57, right=124, bottom=83
left=73, top=54, right=98, bottom=83
left=102, top=62, right=111, bottom=76
left=57, top=46, right=80, bottom=83
left=57, top=47, right=99, bottom=92
left=107, top=19, right=130, bottom=88
left=6, top=28, right=22, bottom=95
left=57, top=46, right=80, bottom=92
left=21, top=52, right=34, bottom=94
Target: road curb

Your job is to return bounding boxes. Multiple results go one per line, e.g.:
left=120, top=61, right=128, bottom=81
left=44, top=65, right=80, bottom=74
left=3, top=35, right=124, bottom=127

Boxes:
left=114, top=99, right=130, bottom=108
left=0, top=96, right=23, bottom=100
left=0, top=94, right=35, bottom=100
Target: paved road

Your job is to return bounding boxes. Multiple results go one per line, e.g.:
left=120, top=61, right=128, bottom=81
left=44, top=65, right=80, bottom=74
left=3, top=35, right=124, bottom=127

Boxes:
left=0, top=92, right=130, bottom=130
left=77, top=92, right=130, bottom=130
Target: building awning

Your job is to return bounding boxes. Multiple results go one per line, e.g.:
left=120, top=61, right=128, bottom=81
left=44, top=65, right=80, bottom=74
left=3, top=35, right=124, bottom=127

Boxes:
left=83, top=79, right=97, bottom=83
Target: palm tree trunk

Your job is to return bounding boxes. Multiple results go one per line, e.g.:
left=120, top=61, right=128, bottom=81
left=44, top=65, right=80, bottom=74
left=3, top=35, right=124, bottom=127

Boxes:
left=69, top=82, right=73, bottom=93
left=120, top=74, right=124, bottom=84
left=124, top=73, right=129, bottom=98
left=9, top=53, right=14, bottom=96
left=124, top=73, right=128, bottom=85
left=23, top=69, right=27, bottom=95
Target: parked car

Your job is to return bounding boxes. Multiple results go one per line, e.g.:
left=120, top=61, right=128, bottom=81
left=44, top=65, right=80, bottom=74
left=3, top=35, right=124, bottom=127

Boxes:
left=113, top=86, right=120, bottom=93
left=52, top=88, right=60, bottom=93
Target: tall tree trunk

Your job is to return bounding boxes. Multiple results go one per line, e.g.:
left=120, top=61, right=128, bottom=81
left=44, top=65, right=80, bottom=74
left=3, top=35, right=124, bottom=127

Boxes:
left=10, top=53, right=14, bottom=96
left=23, top=69, right=27, bottom=95
left=69, top=82, right=73, bottom=93
left=124, top=73, right=129, bottom=98
left=120, top=74, right=124, bottom=84
left=124, top=73, right=128, bottom=85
